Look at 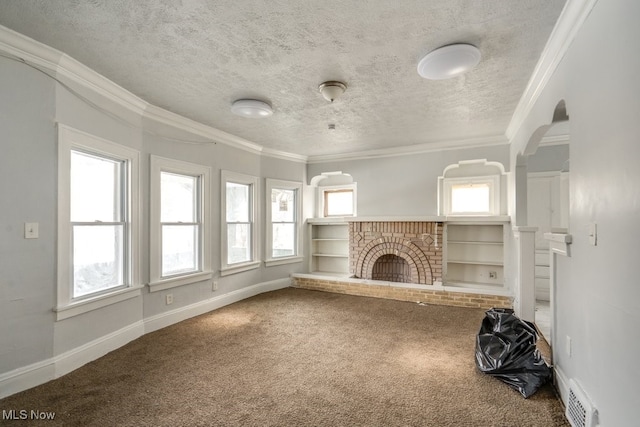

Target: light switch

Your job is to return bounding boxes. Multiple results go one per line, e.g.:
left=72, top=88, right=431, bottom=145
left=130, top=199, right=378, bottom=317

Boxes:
left=588, top=222, right=597, bottom=246
left=25, top=222, right=39, bottom=239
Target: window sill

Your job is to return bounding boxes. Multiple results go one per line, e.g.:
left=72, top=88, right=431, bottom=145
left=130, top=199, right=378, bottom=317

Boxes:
left=148, top=271, right=214, bottom=292
left=55, top=285, right=144, bottom=321
left=265, top=256, right=304, bottom=267
left=220, top=261, right=261, bottom=276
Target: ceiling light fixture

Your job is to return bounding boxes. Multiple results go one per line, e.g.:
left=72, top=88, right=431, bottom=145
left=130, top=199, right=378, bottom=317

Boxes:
left=417, top=44, right=481, bottom=80
left=231, top=99, right=273, bottom=118
left=319, top=81, right=347, bottom=102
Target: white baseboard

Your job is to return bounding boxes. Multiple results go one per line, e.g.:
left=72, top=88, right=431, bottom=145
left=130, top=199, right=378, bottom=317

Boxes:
left=144, top=278, right=291, bottom=333
left=0, top=278, right=291, bottom=399
left=554, top=365, right=570, bottom=405
left=0, top=321, right=144, bottom=400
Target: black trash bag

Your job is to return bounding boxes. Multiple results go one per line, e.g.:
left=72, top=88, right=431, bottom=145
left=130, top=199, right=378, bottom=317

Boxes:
left=475, top=308, right=551, bottom=398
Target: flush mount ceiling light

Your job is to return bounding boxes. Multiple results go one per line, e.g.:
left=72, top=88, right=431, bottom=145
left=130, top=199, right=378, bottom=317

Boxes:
left=319, top=81, right=347, bottom=102
left=231, top=99, right=273, bottom=118
left=417, top=44, right=481, bottom=80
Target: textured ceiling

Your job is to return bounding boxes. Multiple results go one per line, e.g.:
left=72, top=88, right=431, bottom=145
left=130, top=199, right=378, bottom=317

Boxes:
left=0, top=0, right=566, bottom=157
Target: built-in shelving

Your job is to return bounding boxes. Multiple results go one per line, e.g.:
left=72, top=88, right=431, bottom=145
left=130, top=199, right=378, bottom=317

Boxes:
left=308, top=220, right=349, bottom=275
left=444, top=222, right=507, bottom=288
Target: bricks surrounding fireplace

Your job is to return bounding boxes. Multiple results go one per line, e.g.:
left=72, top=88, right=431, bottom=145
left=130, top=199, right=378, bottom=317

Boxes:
left=349, top=222, right=443, bottom=285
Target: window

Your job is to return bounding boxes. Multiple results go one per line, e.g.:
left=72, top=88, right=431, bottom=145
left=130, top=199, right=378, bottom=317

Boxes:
left=266, top=179, right=303, bottom=266
left=438, top=159, right=505, bottom=216
left=442, top=176, right=500, bottom=215
left=149, top=156, right=212, bottom=291
left=56, top=125, right=141, bottom=320
left=324, top=189, right=354, bottom=217
left=221, top=171, right=259, bottom=275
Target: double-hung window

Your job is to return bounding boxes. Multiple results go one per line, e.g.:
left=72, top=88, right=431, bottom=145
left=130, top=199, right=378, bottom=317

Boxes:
left=149, top=156, right=212, bottom=291
left=265, top=179, right=303, bottom=266
left=56, top=125, right=141, bottom=320
left=221, top=171, right=259, bottom=275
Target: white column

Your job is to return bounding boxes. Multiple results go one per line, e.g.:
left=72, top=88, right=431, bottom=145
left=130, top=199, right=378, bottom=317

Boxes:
left=512, top=226, right=538, bottom=321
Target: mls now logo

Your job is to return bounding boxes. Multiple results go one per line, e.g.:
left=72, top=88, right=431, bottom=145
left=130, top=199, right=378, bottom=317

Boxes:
left=2, top=409, right=56, bottom=420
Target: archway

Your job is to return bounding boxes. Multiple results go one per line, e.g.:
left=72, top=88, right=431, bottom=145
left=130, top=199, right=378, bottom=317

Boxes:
left=518, top=100, right=570, bottom=354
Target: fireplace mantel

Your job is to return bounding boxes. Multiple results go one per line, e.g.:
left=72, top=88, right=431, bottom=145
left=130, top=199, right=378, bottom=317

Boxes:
left=308, top=215, right=510, bottom=224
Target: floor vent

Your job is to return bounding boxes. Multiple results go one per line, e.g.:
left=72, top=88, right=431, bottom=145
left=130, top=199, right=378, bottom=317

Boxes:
left=566, top=379, right=597, bottom=427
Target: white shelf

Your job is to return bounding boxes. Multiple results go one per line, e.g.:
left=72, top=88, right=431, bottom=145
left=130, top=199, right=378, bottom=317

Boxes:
left=309, top=222, right=350, bottom=275
left=448, top=240, right=502, bottom=246
left=445, top=223, right=506, bottom=287
left=448, top=260, right=503, bottom=266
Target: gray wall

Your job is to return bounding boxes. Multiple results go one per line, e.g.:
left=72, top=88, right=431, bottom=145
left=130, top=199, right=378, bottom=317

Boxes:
left=0, top=57, right=56, bottom=373
left=308, top=144, right=510, bottom=217
left=510, top=0, right=640, bottom=423
left=0, top=55, right=306, bottom=378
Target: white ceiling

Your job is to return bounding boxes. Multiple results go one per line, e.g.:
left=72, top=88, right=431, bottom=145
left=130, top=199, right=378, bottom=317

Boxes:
left=0, top=0, right=567, bottom=158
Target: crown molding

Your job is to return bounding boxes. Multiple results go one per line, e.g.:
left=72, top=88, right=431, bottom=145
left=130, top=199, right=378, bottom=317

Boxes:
left=0, top=24, right=283, bottom=158
left=506, top=0, right=599, bottom=141
left=307, top=134, right=508, bottom=164
left=539, top=133, right=570, bottom=146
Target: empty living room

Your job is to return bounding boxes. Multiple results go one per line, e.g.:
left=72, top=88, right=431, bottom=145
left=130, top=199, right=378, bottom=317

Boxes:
left=1, top=1, right=638, bottom=426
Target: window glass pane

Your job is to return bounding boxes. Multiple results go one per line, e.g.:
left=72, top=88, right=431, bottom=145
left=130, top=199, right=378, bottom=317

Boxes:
left=226, top=182, right=249, bottom=222
left=451, top=183, right=490, bottom=213
left=271, top=188, right=295, bottom=222
left=73, top=225, right=124, bottom=297
left=326, top=190, right=353, bottom=216
left=162, top=225, right=198, bottom=276
left=227, top=223, right=251, bottom=264
left=71, top=151, right=122, bottom=222
left=161, top=172, right=197, bottom=222
left=272, top=223, right=295, bottom=258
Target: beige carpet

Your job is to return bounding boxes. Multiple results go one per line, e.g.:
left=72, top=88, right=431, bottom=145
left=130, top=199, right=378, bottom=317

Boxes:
left=0, top=288, right=568, bottom=426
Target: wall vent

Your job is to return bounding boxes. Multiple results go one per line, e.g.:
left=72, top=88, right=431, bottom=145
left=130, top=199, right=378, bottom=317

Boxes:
left=566, top=379, right=598, bottom=427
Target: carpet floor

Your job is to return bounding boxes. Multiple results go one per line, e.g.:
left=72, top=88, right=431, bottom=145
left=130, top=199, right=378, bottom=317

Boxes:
left=0, top=288, right=568, bottom=426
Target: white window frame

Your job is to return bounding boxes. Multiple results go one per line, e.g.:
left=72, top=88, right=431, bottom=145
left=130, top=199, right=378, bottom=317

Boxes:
left=442, top=175, right=500, bottom=216
left=56, top=124, right=142, bottom=321
left=149, top=156, right=212, bottom=292
left=265, top=179, right=303, bottom=267
left=318, top=184, right=357, bottom=218
left=221, top=170, right=260, bottom=276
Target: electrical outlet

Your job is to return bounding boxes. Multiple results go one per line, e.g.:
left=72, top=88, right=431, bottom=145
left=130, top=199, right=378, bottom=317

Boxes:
left=489, top=271, right=497, bottom=279
left=566, top=335, right=572, bottom=357
left=212, top=281, right=218, bottom=291
left=165, top=294, right=173, bottom=305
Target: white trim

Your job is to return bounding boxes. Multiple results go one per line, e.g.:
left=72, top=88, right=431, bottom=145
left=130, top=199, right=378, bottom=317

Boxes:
left=506, top=0, right=599, bottom=140
left=544, top=232, right=573, bottom=256
left=54, top=321, right=144, bottom=378
left=148, top=271, right=214, bottom=292
left=442, top=175, right=500, bottom=216
left=265, top=256, right=304, bottom=267
left=554, top=365, right=570, bottom=406
left=307, top=134, right=508, bottom=164
left=144, top=278, right=291, bottom=333
left=1, top=278, right=291, bottom=399
left=149, top=155, right=212, bottom=290
left=221, top=170, right=260, bottom=273
left=56, top=124, right=141, bottom=319
left=0, top=321, right=144, bottom=400
left=265, top=178, right=303, bottom=262
left=219, top=261, right=261, bottom=276
left=540, top=134, right=570, bottom=147
left=317, top=183, right=357, bottom=218
left=55, top=286, right=144, bottom=321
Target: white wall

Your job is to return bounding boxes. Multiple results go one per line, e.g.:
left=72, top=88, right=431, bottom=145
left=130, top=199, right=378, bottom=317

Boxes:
left=510, top=0, right=640, bottom=424
left=308, top=144, right=510, bottom=217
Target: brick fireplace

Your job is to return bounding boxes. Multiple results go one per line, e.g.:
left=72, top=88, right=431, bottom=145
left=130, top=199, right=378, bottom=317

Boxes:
left=349, top=221, right=443, bottom=285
